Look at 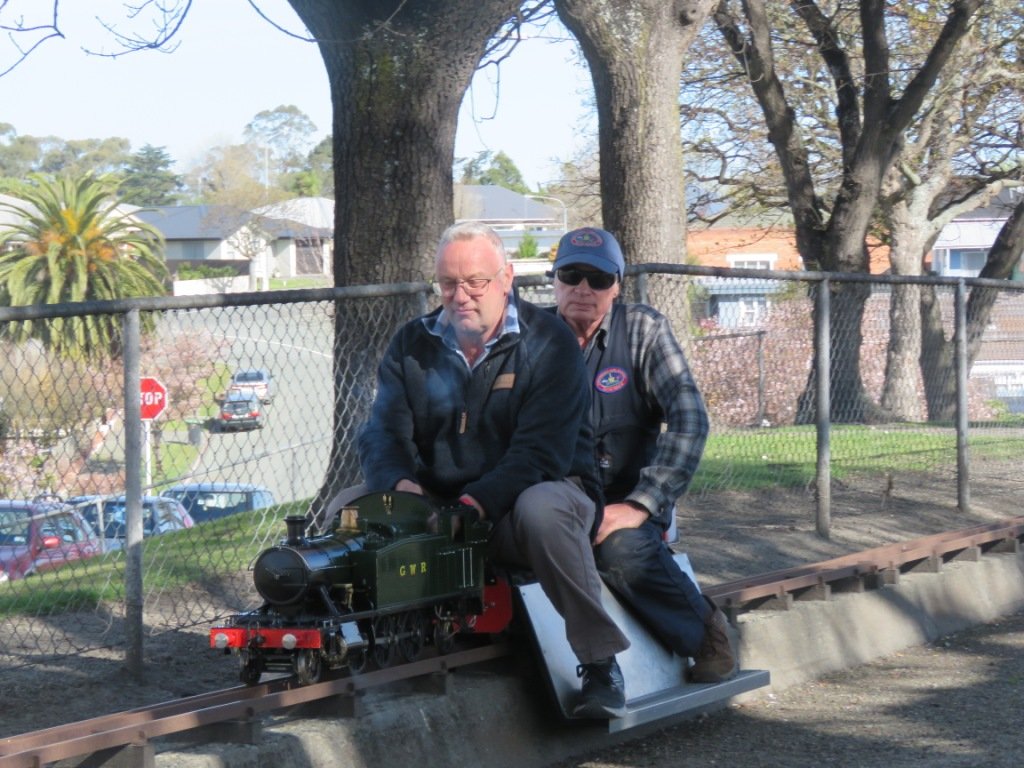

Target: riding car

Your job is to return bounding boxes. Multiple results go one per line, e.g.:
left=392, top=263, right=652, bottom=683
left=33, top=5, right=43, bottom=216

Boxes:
left=227, top=368, right=274, bottom=403
left=67, top=495, right=194, bottom=552
left=159, top=482, right=276, bottom=524
left=0, top=497, right=101, bottom=582
left=218, top=391, right=264, bottom=431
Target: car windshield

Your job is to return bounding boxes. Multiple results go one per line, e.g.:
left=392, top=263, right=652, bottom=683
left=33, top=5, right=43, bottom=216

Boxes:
left=223, top=397, right=256, bottom=410
left=77, top=500, right=171, bottom=537
left=0, top=509, right=29, bottom=545
left=234, top=371, right=264, bottom=383
left=168, top=490, right=259, bottom=522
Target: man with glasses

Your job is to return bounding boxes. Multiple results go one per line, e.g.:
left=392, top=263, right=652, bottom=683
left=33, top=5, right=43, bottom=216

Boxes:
left=353, top=221, right=631, bottom=718
left=550, top=227, right=737, bottom=684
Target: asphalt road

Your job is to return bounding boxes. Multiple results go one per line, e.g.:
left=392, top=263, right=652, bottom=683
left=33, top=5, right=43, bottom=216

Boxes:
left=172, top=302, right=337, bottom=506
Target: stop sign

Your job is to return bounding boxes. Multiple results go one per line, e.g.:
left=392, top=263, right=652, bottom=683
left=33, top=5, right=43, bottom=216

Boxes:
left=140, top=377, right=168, bottom=420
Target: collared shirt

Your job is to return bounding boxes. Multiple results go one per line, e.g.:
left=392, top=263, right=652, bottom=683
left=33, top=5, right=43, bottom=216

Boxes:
left=424, top=295, right=521, bottom=370
left=581, top=303, right=708, bottom=518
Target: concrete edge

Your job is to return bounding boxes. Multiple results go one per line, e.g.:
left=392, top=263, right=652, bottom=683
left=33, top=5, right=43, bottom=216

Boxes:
left=155, top=550, right=1024, bottom=768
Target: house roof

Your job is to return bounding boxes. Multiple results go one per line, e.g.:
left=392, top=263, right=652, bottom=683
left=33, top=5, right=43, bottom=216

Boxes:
left=952, top=186, right=1022, bottom=221
left=454, top=185, right=559, bottom=224
left=133, top=205, right=250, bottom=240
left=136, top=201, right=333, bottom=241
left=255, top=197, right=334, bottom=230
left=0, top=193, right=25, bottom=230
left=0, top=193, right=147, bottom=234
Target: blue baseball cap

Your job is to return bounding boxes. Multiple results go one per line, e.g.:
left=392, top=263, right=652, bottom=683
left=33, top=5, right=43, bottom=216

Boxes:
left=553, top=227, right=625, bottom=279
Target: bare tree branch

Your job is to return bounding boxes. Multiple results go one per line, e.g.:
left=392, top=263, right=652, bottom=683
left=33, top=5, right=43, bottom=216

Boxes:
left=0, top=0, right=62, bottom=77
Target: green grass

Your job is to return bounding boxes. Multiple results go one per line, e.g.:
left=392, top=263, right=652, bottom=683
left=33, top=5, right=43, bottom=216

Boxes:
left=7, top=422, right=1022, bottom=617
left=693, top=423, right=1024, bottom=492
left=269, top=276, right=331, bottom=290
left=0, top=501, right=307, bottom=617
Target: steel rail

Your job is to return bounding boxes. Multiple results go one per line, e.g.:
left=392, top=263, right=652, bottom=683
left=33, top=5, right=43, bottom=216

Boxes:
left=704, top=516, right=1024, bottom=612
left=2, top=517, right=1023, bottom=768
left=0, top=643, right=508, bottom=768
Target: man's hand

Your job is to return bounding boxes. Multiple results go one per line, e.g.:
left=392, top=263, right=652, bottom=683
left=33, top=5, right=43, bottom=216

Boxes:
left=395, top=478, right=424, bottom=495
left=594, top=502, right=649, bottom=546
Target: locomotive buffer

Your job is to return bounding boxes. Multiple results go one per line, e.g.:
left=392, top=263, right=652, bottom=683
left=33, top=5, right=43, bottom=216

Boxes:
left=518, top=554, right=769, bottom=732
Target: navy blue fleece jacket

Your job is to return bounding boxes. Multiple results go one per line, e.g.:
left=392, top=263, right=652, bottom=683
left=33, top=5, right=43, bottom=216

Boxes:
left=357, top=297, right=603, bottom=523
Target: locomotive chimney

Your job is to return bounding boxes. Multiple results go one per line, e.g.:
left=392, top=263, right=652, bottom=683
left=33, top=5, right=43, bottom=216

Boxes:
left=284, top=515, right=306, bottom=545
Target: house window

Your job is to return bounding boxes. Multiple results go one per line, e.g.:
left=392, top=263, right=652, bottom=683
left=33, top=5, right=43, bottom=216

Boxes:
left=182, top=241, right=204, bottom=261
left=737, top=296, right=768, bottom=326
left=710, top=295, right=768, bottom=328
left=728, top=253, right=776, bottom=271
left=947, top=248, right=988, bottom=276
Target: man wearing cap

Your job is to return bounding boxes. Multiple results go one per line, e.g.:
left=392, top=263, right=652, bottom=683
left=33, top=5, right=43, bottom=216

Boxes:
left=549, top=226, right=736, bottom=684
left=343, top=221, right=630, bottom=719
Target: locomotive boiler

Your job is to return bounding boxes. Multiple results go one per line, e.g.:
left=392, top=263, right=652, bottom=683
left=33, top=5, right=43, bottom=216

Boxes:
left=210, top=491, right=513, bottom=685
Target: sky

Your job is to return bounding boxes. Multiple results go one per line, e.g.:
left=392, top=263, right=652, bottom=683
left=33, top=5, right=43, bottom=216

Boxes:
left=0, top=0, right=596, bottom=190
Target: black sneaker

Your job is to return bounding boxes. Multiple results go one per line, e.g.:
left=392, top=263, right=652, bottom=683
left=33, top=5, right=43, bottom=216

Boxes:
left=572, top=656, right=626, bottom=719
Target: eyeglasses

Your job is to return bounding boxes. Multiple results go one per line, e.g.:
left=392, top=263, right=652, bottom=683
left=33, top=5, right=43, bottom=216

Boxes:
left=554, top=268, right=617, bottom=291
left=433, top=267, right=505, bottom=298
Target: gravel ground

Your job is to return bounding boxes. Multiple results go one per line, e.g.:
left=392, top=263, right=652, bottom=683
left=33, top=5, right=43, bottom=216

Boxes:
left=2, top=462, right=1023, bottom=767
left=551, top=610, right=1024, bottom=768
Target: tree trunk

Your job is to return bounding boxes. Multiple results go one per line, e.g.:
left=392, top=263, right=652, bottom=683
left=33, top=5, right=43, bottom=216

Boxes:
left=554, top=0, right=716, bottom=333
left=879, top=198, right=931, bottom=421
left=921, top=198, right=1024, bottom=421
left=287, top=0, right=523, bottom=513
left=716, top=0, right=983, bottom=424
left=919, top=283, right=956, bottom=422
left=290, top=0, right=521, bottom=285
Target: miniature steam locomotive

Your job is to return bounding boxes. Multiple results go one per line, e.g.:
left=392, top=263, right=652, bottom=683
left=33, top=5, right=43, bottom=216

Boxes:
left=209, top=491, right=513, bottom=685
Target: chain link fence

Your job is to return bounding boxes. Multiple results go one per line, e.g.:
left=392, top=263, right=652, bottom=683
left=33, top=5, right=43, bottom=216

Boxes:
left=2, top=267, right=1023, bottom=681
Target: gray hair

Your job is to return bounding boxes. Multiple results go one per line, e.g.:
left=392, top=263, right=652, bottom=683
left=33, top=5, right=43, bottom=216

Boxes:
left=435, top=221, right=508, bottom=264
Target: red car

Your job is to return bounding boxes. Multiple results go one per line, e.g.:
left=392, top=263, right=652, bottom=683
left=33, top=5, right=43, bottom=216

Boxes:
left=0, top=497, right=101, bottom=583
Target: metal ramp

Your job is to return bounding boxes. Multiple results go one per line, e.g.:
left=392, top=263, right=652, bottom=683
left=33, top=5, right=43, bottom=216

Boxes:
left=516, top=554, right=770, bottom=733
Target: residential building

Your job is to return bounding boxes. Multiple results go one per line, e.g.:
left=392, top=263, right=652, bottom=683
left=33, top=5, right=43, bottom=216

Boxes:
left=454, top=184, right=566, bottom=255
left=931, top=187, right=1022, bottom=278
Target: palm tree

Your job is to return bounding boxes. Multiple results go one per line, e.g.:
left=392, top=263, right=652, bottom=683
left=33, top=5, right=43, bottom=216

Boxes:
left=0, top=173, right=168, bottom=358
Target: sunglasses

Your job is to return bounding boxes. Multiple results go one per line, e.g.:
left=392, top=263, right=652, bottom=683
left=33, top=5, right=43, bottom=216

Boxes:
left=554, top=268, right=617, bottom=291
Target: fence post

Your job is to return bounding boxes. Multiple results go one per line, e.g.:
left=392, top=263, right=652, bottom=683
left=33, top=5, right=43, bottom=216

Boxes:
left=954, top=280, right=971, bottom=513
left=756, top=330, right=766, bottom=425
left=634, top=270, right=649, bottom=305
left=815, top=279, right=831, bottom=539
left=122, top=308, right=144, bottom=680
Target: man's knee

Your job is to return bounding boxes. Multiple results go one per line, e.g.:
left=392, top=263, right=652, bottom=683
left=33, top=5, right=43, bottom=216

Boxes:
left=513, top=481, right=592, bottom=533
left=597, top=527, right=659, bottom=582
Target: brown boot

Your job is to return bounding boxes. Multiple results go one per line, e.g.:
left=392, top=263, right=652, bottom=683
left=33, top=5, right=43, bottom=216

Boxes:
left=687, top=599, right=738, bottom=684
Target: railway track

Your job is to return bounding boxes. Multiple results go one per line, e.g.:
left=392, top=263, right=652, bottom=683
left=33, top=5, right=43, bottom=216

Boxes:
left=2, top=515, right=1022, bottom=768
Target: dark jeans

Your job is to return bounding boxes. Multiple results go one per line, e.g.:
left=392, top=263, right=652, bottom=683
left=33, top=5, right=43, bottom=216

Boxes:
left=595, top=521, right=711, bottom=658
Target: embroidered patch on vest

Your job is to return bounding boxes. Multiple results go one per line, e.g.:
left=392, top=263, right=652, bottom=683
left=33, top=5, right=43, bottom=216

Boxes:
left=594, top=366, right=628, bottom=393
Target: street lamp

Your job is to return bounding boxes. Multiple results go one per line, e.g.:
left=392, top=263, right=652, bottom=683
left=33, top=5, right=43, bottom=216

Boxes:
left=525, top=194, right=569, bottom=234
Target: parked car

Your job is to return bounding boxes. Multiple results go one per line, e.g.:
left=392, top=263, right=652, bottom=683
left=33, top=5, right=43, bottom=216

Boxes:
left=228, top=368, right=273, bottom=403
left=159, top=483, right=276, bottom=524
left=218, top=391, right=264, bottom=431
left=0, top=496, right=101, bottom=582
left=68, top=495, right=194, bottom=552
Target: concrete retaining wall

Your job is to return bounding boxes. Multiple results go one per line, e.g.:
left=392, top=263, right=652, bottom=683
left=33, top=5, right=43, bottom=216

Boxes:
left=159, top=550, right=1024, bottom=768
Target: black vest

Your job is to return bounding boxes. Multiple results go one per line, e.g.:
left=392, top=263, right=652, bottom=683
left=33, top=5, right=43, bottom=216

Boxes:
left=585, top=305, right=663, bottom=503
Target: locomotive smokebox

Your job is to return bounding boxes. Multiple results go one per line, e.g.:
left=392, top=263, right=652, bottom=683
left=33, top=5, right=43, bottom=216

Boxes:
left=284, top=515, right=307, bottom=545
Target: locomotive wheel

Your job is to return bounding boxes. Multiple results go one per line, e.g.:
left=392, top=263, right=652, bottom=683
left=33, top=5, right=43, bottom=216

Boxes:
left=397, top=611, right=426, bottom=662
left=239, top=652, right=264, bottom=686
left=371, top=615, right=396, bottom=668
left=433, top=619, right=456, bottom=655
left=347, top=648, right=367, bottom=674
left=293, top=649, right=323, bottom=685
